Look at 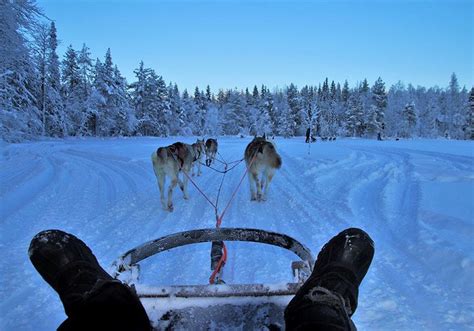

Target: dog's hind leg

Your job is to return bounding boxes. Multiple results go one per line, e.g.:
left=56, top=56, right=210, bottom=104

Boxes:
left=248, top=171, right=259, bottom=201
left=167, top=175, right=179, bottom=212
left=262, top=168, right=275, bottom=201
left=181, top=168, right=190, bottom=200
left=158, top=173, right=167, bottom=210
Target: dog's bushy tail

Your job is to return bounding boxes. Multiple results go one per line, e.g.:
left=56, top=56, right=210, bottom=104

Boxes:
left=273, top=153, right=282, bottom=169
left=153, top=147, right=168, bottom=167
left=157, top=147, right=168, bottom=160
left=266, top=143, right=282, bottom=169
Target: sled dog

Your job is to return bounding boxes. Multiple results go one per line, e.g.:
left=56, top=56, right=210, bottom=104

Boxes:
left=205, top=138, right=218, bottom=166
left=151, top=142, right=194, bottom=211
left=190, top=138, right=205, bottom=176
left=244, top=136, right=282, bottom=201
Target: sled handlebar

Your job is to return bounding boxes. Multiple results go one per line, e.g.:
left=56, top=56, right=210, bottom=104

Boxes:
left=113, top=228, right=314, bottom=275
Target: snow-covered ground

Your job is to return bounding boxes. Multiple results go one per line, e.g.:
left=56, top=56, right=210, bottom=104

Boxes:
left=1, top=137, right=473, bottom=330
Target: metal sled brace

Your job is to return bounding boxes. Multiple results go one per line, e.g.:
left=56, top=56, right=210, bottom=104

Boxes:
left=113, top=228, right=314, bottom=299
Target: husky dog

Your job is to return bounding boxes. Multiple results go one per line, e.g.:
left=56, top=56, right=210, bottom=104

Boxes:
left=205, top=138, right=218, bottom=166
left=190, top=138, right=205, bottom=176
left=244, top=136, right=282, bottom=201
left=151, top=142, right=194, bottom=211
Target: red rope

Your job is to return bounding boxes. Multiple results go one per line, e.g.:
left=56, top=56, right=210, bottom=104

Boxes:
left=209, top=152, right=258, bottom=284
left=178, top=151, right=258, bottom=285
left=216, top=156, right=254, bottom=227
left=182, top=170, right=218, bottom=210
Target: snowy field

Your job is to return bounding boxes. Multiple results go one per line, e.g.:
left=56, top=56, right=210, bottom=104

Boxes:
left=1, top=136, right=473, bottom=330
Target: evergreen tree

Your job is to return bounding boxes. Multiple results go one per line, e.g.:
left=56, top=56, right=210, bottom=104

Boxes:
left=77, top=44, right=95, bottom=135
left=181, top=89, right=196, bottom=135
left=370, top=77, right=387, bottom=136
left=221, top=89, right=247, bottom=135
left=417, top=87, right=439, bottom=138
left=0, top=0, right=42, bottom=141
left=274, top=91, right=293, bottom=137
left=385, top=81, right=407, bottom=137
left=466, top=88, right=474, bottom=140
left=346, top=91, right=365, bottom=137
left=91, top=49, right=135, bottom=136
left=261, top=85, right=277, bottom=134
left=193, top=87, right=207, bottom=135
left=168, top=83, right=184, bottom=135
left=300, top=86, right=317, bottom=134
left=206, top=85, right=212, bottom=102
left=32, top=23, right=50, bottom=136
left=286, top=83, right=301, bottom=135
left=61, top=45, right=82, bottom=135
left=45, top=22, right=65, bottom=136
left=341, top=80, right=350, bottom=103
left=402, top=102, right=417, bottom=137
left=129, top=61, right=169, bottom=136
left=62, top=45, right=80, bottom=92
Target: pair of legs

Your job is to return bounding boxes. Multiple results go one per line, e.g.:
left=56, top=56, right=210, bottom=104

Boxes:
left=155, top=168, right=190, bottom=212
left=29, top=228, right=374, bottom=330
left=248, top=168, right=275, bottom=201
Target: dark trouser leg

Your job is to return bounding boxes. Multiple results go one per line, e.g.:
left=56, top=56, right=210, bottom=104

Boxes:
left=58, top=280, right=150, bottom=331
left=285, top=285, right=355, bottom=331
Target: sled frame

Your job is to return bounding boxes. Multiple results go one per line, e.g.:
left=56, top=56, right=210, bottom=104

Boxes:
left=113, top=227, right=314, bottom=298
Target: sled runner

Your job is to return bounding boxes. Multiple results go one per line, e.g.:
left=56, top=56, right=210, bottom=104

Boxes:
left=113, top=228, right=314, bottom=329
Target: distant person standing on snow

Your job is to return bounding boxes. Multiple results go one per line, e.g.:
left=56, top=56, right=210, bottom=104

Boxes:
left=305, top=127, right=311, bottom=143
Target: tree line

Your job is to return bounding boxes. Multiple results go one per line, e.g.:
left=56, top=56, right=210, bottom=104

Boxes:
left=1, top=1, right=473, bottom=142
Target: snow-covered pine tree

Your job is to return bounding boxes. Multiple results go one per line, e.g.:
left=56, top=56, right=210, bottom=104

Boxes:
left=193, top=87, right=207, bottom=135
left=252, top=85, right=259, bottom=106
left=129, top=61, right=169, bottom=136
left=345, top=91, right=364, bottom=137
left=274, top=91, right=293, bottom=138
left=466, top=87, right=474, bottom=140
left=402, top=102, right=417, bottom=138
left=62, top=46, right=80, bottom=92
left=181, top=88, right=197, bottom=135
left=416, top=87, right=438, bottom=138
left=112, top=65, right=135, bottom=136
left=167, top=83, right=183, bottom=135
left=206, top=85, right=212, bottom=103
left=300, top=85, right=317, bottom=135
left=77, top=44, right=95, bottom=135
left=370, top=77, right=387, bottom=137
left=91, top=52, right=114, bottom=135
left=261, top=85, right=277, bottom=134
left=341, top=80, right=350, bottom=104
left=90, top=49, right=135, bottom=136
left=61, top=45, right=82, bottom=135
left=32, top=23, right=50, bottom=136
left=221, top=89, right=248, bottom=136
left=0, top=0, right=43, bottom=141
left=45, top=22, right=65, bottom=137
left=385, top=81, right=407, bottom=138
left=317, top=78, right=331, bottom=137
left=155, top=74, right=171, bottom=136
left=446, top=73, right=467, bottom=139
left=286, top=83, right=301, bottom=135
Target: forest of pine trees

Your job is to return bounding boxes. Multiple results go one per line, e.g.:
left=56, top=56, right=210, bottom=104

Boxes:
left=1, top=1, right=472, bottom=142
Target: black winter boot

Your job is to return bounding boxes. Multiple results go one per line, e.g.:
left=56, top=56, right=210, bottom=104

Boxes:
left=285, top=228, right=374, bottom=330
left=29, top=230, right=151, bottom=330
left=28, top=229, right=113, bottom=297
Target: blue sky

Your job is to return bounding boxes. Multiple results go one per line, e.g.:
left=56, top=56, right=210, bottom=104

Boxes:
left=37, top=0, right=473, bottom=92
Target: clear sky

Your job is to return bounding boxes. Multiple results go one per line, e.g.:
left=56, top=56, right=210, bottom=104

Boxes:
left=37, top=0, right=473, bottom=92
